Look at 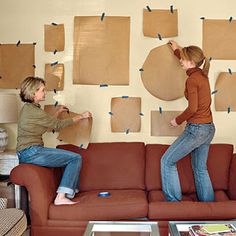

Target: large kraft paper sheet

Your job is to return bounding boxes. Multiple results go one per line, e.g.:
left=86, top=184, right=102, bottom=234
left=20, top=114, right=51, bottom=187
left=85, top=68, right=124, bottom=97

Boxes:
left=44, top=105, right=92, bottom=148
left=143, top=9, right=178, bottom=38
left=45, top=63, right=64, bottom=91
left=0, top=44, right=35, bottom=89
left=73, top=16, right=130, bottom=85
left=44, top=24, right=65, bottom=52
left=141, top=44, right=187, bottom=101
left=215, top=72, right=236, bottom=111
left=203, top=19, right=236, bottom=59
left=111, top=97, right=141, bottom=132
left=151, top=111, right=186, bottom=136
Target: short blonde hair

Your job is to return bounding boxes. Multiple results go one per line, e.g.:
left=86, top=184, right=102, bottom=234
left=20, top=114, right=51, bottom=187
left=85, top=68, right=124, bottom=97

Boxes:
left=180, top=46, right=210, bottom=76
left=20, top=77, right=45, bottom=103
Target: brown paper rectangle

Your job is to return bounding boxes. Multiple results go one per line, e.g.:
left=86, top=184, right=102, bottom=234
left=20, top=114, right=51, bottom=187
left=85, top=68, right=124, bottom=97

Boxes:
left=44, top=104, right=57, bottom=117
left=45, top=63, right=64, bottom=91
left=111, top=97, right=141, bottom=132
left=44, top=105, right=60, bottom=132
left=203, top=19, right=236, bottom=59
left=73, top=16, right=130, bottom=85
left=0, top=44, right=35, bottom=89
left=57, top=111, right=92, bottom=149
left=215, top=72, right=236, bottom=111
left=143, top=9, right=178, bottom=38
left=151, top=111, right=186, bottom=136
left=44, top=24, right=65, bottom=52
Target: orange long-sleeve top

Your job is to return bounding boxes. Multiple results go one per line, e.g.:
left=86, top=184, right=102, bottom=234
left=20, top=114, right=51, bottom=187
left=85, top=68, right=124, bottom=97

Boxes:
left=174, top=49, right=213, bottom=125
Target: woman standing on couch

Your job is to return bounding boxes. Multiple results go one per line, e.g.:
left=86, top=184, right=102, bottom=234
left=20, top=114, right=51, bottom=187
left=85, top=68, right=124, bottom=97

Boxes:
left=16, top=76, right=92, bottom=205
left=161, top=41, right=215, bottom=202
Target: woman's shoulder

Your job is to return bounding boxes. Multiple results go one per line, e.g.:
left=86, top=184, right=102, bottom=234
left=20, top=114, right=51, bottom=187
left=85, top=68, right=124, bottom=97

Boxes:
left=22, top=103, right=44, bottom=116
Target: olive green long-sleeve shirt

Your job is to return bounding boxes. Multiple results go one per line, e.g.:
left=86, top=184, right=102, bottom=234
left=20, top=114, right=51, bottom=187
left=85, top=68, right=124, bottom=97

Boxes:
left=16, top=103, right=73, bottom=151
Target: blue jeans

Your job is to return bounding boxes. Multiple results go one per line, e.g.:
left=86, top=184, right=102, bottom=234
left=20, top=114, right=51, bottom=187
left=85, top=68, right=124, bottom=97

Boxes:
left=161, top=123, right=215, bottom=202
left=17, top=145, right=82, bottom=197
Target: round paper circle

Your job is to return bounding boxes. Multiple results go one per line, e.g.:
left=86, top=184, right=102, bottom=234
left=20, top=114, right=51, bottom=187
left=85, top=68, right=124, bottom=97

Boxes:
left=141, top=44, right=187, bottom=101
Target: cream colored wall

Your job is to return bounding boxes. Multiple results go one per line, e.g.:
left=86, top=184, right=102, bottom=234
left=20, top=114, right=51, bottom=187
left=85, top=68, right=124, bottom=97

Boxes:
left=1, top=0, right=236, bottom=150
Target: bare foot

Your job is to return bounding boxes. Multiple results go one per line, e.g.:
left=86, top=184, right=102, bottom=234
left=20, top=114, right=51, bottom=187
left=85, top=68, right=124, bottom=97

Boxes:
left=54, top=198, right=78, bottom=205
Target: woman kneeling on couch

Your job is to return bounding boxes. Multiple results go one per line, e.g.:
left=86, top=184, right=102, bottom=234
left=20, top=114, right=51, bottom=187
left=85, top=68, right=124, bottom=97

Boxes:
left=16, top=76, right=92, bottom=205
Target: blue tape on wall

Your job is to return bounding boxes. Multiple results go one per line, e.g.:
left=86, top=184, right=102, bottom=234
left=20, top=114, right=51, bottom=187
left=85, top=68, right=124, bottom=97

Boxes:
left=146, top=5, right=151, bottom=12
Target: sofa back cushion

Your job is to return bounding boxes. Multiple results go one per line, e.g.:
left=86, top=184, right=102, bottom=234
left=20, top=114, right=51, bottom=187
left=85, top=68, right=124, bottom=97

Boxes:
left=145, top=144, right=233, bottom=194
left=57, top=142, right=145, bottom=191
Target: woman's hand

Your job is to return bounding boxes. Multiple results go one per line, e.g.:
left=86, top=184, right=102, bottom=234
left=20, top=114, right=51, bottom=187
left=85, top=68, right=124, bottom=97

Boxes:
left=168, top=40, right=179, bottom=51
left=81, top=111, right=92, bottom=119
left=170, top=118, right=178, bottom=127
left=54, top=105, right=69, bottom=118
left=72, top=111, right=92, bottom=123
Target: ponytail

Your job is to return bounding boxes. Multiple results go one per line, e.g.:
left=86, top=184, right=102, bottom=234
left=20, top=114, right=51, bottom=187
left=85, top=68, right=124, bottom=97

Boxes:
left=182, top=45, right=210, bottom=77
left=202, top=57, right=210, bottom=77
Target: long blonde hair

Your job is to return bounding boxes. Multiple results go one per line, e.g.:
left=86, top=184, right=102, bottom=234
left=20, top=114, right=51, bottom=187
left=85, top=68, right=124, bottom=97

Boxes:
left=180, top=46, right=210, bottom=76
left=20, top=77, right=45, bottom=103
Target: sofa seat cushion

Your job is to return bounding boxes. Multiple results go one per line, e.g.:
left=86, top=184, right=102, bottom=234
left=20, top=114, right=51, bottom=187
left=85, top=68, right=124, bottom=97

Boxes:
left=148, top=190, right=230, bottom=203
left=49, top=190, right=148, bottom=221
left=148, top=190, right=236, bottom=220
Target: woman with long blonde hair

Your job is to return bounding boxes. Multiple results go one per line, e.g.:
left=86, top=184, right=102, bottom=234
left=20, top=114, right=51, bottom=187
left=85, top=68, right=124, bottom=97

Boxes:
left=161, top=41, right=215, bottom=202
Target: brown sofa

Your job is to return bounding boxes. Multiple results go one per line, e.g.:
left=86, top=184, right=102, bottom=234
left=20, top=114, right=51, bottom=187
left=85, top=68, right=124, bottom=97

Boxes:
left=10, top=142, right=236, bottom=236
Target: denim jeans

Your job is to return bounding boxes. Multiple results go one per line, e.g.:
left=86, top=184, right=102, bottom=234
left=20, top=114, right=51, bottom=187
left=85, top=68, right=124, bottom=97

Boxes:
left=17, top=145, right=82, bottom=197
left=161, top=123, right=215, bottom=202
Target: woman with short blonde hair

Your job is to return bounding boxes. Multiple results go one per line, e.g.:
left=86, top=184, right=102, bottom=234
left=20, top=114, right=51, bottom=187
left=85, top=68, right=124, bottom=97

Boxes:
left=17, top=76, right=92, bottom=205
left=20, top=77, right=45, bottom=103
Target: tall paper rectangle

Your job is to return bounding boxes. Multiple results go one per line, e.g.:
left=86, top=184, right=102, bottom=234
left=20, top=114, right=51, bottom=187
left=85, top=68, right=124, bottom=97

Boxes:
left=73, top=16, right=130, bottom=85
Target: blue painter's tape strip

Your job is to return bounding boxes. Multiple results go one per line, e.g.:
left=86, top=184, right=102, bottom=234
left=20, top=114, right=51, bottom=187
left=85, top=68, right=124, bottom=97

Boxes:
left=101, top=13, right=105, bottom=21
left=159, top=107, right=162, bottom=114
left=51, top=61, right=58, bottom=66
left=146, top=5, right=151, bottom=12
left=100, top=84, right=108, bottom=87
left=157, top=33, right=162, bottom=40
left=122, top=96, right=129, bottom=99
left=211, top=90, right=218, bottom=95
left=98, top=191, right=110, bottom=197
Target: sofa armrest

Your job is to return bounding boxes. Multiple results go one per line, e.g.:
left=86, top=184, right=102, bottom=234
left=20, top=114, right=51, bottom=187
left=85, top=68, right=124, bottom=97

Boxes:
left=228, top=154, right=236, bottom=200
left=10, top=164, right=62, bottom=225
